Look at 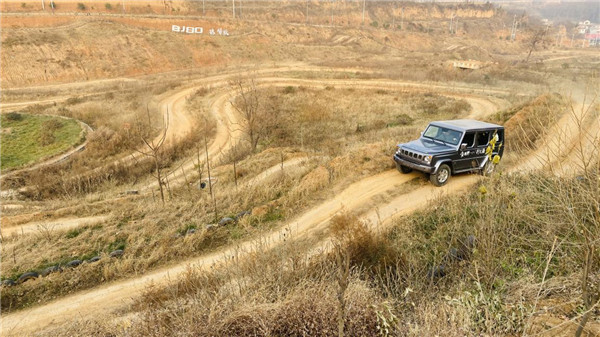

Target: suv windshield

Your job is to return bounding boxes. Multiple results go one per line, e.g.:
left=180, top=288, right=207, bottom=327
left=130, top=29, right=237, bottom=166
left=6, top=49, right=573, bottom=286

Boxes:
left=423, top=125, right=462, bottom=145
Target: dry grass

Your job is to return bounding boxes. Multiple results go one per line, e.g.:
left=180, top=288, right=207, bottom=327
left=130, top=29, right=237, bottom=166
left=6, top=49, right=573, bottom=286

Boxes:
left=489, top=93, right=567, bottom=155
left=0, top=114, right=415, bottom=313
left=34, top=167, right=599, bottom=336
left=0, top=77, right=495, bottom=311
left=243, top=86, right=468, bottom=154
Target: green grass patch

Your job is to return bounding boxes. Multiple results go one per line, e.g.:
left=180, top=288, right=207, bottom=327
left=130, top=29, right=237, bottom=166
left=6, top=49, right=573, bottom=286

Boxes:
left=1, top=113, right=84, bottom=170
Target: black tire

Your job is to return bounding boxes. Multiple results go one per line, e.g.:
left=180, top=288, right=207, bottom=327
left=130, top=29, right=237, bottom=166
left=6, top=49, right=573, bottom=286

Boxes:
left=109, top=250, right=124, bottom=258
left=17, top=272, right=39, bottom=284
left=430, top=164, right=451, bottom=186
left=400, top=165, right=412, bottom=174
left=66, top=259, right=82, bottom=268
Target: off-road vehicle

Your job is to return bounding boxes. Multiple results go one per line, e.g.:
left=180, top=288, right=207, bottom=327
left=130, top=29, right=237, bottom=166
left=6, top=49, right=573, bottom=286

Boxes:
left=393, top=119, right=504, bottom=186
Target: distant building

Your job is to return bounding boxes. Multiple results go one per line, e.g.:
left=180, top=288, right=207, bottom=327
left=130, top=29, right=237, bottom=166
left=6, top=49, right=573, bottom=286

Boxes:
left=586, top=31, right=600, bottom=46
left=575, top=20, right=599, bottom=48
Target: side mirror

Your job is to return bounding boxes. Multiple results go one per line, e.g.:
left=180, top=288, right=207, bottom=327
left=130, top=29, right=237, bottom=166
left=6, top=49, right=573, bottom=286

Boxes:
left=420, top=132, right=424, bottom=137
left=460, top=143, right=467, bottom=151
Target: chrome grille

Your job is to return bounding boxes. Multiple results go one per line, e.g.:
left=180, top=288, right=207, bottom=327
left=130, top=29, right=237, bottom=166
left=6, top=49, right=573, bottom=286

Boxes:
left=402, top=149, right=424, bottom=161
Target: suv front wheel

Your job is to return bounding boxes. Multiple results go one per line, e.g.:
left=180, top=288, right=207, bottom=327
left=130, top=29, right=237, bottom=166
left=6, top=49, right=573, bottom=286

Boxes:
left=399, top=165, right=412, bottom=174
left=430, top=164, right=451, bottom=186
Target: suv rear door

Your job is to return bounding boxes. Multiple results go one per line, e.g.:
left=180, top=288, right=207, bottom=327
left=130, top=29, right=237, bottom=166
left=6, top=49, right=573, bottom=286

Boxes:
left=454, top=130, right=490, bottom=172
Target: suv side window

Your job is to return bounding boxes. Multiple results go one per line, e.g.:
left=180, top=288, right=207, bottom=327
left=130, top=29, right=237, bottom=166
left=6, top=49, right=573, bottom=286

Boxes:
left=462, top=132, right=475, bottom=147
left=476, top=131, right=490, bottom=147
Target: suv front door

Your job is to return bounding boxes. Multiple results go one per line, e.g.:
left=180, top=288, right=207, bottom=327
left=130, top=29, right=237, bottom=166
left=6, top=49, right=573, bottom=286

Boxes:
left=454, top=131, right=479, bottom=172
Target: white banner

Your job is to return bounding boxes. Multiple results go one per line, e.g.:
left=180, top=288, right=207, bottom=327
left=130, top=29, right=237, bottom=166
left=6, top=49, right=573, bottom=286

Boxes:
left=172, top=25, right=229, bottom=36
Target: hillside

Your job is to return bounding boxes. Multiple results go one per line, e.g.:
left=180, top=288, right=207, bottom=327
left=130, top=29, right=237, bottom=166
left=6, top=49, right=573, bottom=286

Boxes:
left=2, top=1, right=512, bottom=88
left=0, top=1, right=599, bottom=336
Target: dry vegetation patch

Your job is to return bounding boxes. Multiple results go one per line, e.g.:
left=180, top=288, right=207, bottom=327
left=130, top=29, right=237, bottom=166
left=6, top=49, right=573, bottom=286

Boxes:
left=36, top=170, right=598, bottom=336
left=241, top=86, right=470, bottom=154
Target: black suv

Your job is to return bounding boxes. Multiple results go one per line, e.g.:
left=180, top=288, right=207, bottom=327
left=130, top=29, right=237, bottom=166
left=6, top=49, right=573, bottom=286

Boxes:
left=393, top=119, right=504, bottom=186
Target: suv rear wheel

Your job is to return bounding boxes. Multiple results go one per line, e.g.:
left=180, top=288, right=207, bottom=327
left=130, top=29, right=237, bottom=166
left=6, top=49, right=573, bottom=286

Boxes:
left=481, top=160, right=495, bottom=176
left=430, top=164, right=451, bottom=186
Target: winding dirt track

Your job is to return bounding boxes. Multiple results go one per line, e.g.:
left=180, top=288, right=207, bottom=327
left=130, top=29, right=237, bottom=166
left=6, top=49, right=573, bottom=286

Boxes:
left=1, top=72, right=504, bottom=234
left=2, top=66, right=596, bottom=336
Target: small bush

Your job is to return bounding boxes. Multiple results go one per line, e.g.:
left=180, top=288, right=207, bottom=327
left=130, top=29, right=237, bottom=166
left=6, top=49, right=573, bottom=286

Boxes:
left=387, top=114, right=413, bottom=127
left=42, top=119, right=63, bottom=132
left=25, top=104, right=46, bottom=114
left=283, top=86, right=296, bottom=94
left=5, top=112, right=23, bottom=121
left=77, top=3, right=86, bottom=10
left=66, top=228, right=84, bottom=239
left=105, top=3, right=112, bottom=10
left=370, top=21, right=379, bottom=28
left=65, top=96, right=83, bottom=105
left=39, top=128, right=55, bottom=146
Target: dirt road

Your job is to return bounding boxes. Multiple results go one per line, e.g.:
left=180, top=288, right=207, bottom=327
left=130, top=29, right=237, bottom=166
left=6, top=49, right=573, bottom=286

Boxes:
left=9, top=67, right=589, bottom=336
left=0, top=74, right=510, bottom=336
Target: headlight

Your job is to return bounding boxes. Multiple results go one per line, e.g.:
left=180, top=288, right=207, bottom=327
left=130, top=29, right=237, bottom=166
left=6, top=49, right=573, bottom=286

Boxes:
left=424, top=155, right=432, bottom=164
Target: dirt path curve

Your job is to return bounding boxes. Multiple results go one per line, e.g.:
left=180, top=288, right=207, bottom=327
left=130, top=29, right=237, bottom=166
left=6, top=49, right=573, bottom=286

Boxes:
left=0, top=118, right=92, bottom=184
left=510, top=89, right=599, bottom=174
left=156, top=76, right=508, bottom=191
left=1, top=215, right=109, bottom=238
left=0, top=78, right=508, bottom=336
left=0, top=74, right=504, bottom=237
left=242, top=156, right=316, bottom=189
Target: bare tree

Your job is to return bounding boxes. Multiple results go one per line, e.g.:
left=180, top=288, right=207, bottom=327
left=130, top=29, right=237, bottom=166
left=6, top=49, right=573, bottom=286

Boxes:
left=135, top=106, right=170, bottom=205
left=524, top=26, right=550, bottom=63
left=229, top=78, right=265, bottom=152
